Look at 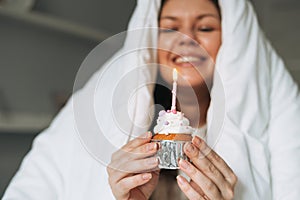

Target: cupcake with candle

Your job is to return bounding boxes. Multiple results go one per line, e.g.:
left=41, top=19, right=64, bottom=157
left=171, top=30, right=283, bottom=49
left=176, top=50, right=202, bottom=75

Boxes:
left=151, top=69, right=193, bottom=169
left=152, top=109, right=193, bottom=141
left=151, top=109, right=193, bottom=169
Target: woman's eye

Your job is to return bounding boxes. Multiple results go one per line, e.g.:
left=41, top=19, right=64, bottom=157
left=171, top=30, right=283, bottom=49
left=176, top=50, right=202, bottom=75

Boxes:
left=160, top=28, right=177, bottom=33
left=197, top=27, right=214, bottom=32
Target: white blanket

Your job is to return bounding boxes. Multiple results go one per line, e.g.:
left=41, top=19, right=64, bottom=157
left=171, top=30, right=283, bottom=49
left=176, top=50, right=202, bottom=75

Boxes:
left=3, top=0, right=300, bottom=199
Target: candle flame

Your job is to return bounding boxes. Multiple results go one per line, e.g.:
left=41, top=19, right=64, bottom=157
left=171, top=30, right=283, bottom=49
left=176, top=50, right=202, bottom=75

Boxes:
left=173, top=68, right=178, bottom=81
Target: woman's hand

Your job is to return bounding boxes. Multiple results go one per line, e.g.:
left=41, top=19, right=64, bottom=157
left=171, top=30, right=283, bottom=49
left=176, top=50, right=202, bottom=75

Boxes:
left=177, top=136, right=237, bottom=200
left=107, top=132, right=160, bottom=200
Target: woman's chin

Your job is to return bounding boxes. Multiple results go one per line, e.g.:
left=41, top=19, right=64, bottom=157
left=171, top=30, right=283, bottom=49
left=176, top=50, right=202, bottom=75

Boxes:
left=177, top=78, right=210, bottom=90
left=158, top=65, right=213, bottom=90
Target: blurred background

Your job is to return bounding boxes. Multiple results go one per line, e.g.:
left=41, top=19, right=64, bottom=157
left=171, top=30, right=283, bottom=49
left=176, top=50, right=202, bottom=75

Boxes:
left=0, top=0, right=299, bottom=197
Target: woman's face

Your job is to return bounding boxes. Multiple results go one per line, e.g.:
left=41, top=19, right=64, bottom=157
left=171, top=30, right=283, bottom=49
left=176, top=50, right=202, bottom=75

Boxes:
left=158, top=0, right=221, bottom=88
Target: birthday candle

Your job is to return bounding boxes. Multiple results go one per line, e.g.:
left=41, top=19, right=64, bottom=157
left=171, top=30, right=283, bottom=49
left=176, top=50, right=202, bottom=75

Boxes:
left=171, top=69, right=178, bottom=111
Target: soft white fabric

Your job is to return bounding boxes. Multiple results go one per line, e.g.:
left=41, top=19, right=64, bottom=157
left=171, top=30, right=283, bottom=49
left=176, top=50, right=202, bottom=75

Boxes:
left=3, top=0, right=300, bottom=199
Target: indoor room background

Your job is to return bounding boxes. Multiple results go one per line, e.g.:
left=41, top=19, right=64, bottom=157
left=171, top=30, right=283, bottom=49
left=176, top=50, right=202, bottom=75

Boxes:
left=0, top=0, right=299, bottom=197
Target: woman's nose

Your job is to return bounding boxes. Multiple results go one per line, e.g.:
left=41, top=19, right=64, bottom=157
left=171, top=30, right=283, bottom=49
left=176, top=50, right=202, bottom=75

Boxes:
left=178, top=30, right=198, bottom=46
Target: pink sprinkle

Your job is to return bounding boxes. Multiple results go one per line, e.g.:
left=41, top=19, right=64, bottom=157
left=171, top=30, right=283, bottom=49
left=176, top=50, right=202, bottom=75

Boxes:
left=180, top=123, right=183, bottom=126
left=172, top=110, right=177, bottom=114
left=164, top=121, right=169, bottom=125
left=167, top=110, right=171, bottom=113
left=159, top=110, right=166, bottom=116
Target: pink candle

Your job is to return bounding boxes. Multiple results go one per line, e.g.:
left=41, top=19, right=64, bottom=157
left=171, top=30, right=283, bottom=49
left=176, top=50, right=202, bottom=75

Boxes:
left=171, top=69, right=178, bottom=112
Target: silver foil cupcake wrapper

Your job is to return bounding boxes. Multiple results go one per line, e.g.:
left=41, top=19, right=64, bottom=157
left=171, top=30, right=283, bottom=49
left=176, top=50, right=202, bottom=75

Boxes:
left=151, top=139, right=189, bottom=169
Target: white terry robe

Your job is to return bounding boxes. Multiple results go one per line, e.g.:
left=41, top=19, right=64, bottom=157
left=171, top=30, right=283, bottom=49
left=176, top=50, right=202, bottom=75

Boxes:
left=3, top=0, right=300, bottom=199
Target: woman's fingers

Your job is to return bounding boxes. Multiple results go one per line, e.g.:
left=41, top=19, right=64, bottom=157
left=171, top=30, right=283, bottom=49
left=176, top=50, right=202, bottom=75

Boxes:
left=192, top=136, right=238, bottom=187
left=113, top=142, right=158, bottom=168
left=124, top=131, right=153, bottom=150
left=183, top=142, right=233, bottom=199
left=176, top=175, right=206, bottom=200
left=129, top=142, right=158, bottom=160
left=190, top=180, right=205, bottom=196
left=121, top=157, right=159, bottom=173
left=180, top=137, right=237, bottom=199
left=112, top=131, right=153, bottom=161
left=108, top=156, right=159, bottom=184
left=179, top=159, right=223, bottom=200
left=107, top=132, right=160, bottom=200
left=109, top=140, right=158, bottom=174
left=115, top=173, right=153, bottom=199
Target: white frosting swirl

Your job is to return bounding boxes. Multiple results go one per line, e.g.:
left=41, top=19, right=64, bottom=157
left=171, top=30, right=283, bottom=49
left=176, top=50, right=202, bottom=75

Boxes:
left=153, top=110, right=193, bottom=134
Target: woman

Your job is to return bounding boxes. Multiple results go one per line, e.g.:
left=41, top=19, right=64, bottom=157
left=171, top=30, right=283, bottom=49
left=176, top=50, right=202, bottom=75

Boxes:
left=108, top=0, right=237, bottom=200
left=3, top=0, right=300, bottom=199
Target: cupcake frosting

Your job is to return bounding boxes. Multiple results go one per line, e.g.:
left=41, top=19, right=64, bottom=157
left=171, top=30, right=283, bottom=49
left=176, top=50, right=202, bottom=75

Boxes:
left=153, top=110, right=193, bottom=134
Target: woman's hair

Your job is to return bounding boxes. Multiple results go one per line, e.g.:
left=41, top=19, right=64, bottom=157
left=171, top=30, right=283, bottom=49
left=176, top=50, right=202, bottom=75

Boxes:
left=159, top=0, right=220, bottom=19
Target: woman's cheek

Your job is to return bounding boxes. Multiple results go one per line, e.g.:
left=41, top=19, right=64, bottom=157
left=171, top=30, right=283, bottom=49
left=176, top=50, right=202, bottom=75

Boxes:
left=158, top=34, right=176, bottom=50
left=159, top=64, right=173, bottom=84
left=197, top=33, right=221, bottom=62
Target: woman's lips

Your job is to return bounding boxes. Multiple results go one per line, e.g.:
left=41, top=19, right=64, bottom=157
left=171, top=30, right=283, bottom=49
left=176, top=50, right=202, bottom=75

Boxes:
left=172, top=55, right=208, bottom=67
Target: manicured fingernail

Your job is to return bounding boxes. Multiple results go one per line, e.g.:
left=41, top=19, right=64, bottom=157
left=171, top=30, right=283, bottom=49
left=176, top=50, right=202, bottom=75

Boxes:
left=179, top=159, right=189, bottom=169
left=176, top=175, right=185, bottom=185
left=147, top=131, right=153, bottom=138
left=185, top=142, right=195, bottom=153
left=193, top=136, right=202, bottom=146
left=147, top=157, right=158, bottom=165
left=142, top=131, right=152, bottom=139
left=147, top=143, right=157, bottom=151
left=142, top=173, right=152, bottom=180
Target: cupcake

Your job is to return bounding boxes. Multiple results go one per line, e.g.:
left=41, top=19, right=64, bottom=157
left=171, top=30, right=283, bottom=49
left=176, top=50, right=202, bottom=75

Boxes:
left=152, top=109, right=193, bottom=169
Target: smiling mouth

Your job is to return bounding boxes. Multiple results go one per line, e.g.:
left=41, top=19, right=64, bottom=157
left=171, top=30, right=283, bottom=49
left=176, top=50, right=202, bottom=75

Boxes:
left=173, top=56, right=208, bottom=67
left=175, top=56, right=207, bottom=63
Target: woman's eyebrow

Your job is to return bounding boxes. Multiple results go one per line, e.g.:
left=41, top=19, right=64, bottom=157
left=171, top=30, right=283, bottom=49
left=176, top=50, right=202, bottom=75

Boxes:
left=196, top=14, right=220, bottom=20
left=160, top=16, right=178, bottom=21
left=160, top=14, right=219, bottom=21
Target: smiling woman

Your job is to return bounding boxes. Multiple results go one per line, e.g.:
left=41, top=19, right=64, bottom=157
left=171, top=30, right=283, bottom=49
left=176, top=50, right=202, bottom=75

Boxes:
left=3, top=0, right=300, bottom=199
left=158, top=0, right=221, bottom=128
left=158, top=2, right=220, bottom=77
left=152, top=0, right=226, bottom=199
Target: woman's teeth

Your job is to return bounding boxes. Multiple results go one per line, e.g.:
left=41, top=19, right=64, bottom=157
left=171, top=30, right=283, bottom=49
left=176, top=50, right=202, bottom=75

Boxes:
left=175, top=56, right=202, bottom=63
